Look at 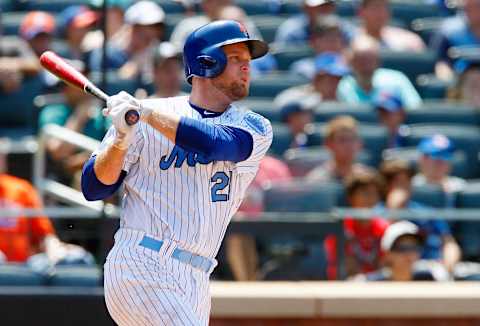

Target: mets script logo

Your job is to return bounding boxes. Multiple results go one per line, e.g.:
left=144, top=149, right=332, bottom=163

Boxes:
left=159, top=145, right=213, bottom=170
left=237, top=22, right=249, bottom=37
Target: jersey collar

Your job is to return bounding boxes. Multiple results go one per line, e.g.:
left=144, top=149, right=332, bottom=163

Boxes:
left=189, top=101, right=226, bottom=119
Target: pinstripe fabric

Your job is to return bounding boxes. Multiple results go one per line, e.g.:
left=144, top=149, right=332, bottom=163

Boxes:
left=97, top=96, right=273, bottom=325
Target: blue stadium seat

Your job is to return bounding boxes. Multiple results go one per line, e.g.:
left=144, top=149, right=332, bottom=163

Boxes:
left=154, top=0, right=185, bottom=13
left=406, top=101, right=480, bottom=125
left=411, top=184, right=447, bottom=208
left=48, top=266, right=102, bottom=287
left=0, top=264, right=46, bottom=286
left=314, top=102, right=377, bottom=124
left=404, top=124, right=480, bottom=178
left=383, top=147, right=470, bottom=179
left=235, top=0, right=278, bottom=15
left=23, top=0, right=88, bottom=12
left=380, top=50, right=436, bottom=83
left=283, top=146, right=373, bottom=177
left=263, top=180, right=340, bottom=212
left=457, top=182, right=480, bottom=208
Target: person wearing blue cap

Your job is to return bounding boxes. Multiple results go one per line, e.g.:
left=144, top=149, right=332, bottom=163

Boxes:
left=373, top=91, right=409, bottom=148
left=413, top=134, right=466, bottom=196
left=274, top=52, right=349, bottom=108
left=280, top=101, right=315, bottom=149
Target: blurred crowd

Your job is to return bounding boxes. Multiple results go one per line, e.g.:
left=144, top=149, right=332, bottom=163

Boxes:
left=1, top=0, right=480, bottom=282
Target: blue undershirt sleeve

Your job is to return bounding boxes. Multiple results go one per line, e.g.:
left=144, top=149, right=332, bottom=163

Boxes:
left=175, top=116, right=253, bottom=162
left=81, top=155, right=127, bottom=201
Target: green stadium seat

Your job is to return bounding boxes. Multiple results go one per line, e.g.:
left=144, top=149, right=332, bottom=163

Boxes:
left=272, top=45, right=314, bottom=71
left=48, top=266, right=102, bottom=287
left=250, top=15, right=288, bottom=44
left=406, top=101, right=480, bottom=125
left=0, top=264, right=46, bottom=286
left=236, top=98, right=281, bottom=122
left=283, top=146, right=373, bottom=177
left=249, top=73, right=308, bottom=98
left=309, top=123, right=389, bottom=166
left=382, top=147, right=471, bottom=179
left=453, top=182, right=480, bottom=260
left=404, top=124, right=480, bottom=178
left=164, top=13, right=185, bottom=40
left=415, top=74, right=452, bottom=99
left=380, top=50, right=436, bottom=83
left=457, top=182, right=480, bottom=208
left=411, top=17, right=445, bottom=45
left=314, top=102, right=377, bottom=124
left=411, top=184, right=447, bottom=208
left=235, top=0, right=278, bottom=15
left=263, top=180, right=339, bottom=212
left=270, top=123, right=293, bottom=156
left=24, top=0, right=88, bottom=12
left=154, top=0, right=185, bottom=13
left=389, top=1, right=444, bottom=26
left=1, top=12, right=25, bottom=35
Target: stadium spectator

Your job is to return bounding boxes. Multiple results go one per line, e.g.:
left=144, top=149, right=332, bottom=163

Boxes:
left=380, top=159, right=461, bottom=273
left=274, top=0, right=354, bottom=46
left=325, top=169, right=389, bottom=279
left=357, top=221, right=434, bottom=281
left=373, top=91, right=409, bottom=148
left=431, top=0, right=480, bottom=80
left=88, top=0, right=165, bottom=80
left=448, top=61, right=480, bottom=108
left=307, top=115, right=370, bottom=183
left=83, top=0, right=131, bottom=52
left=337, top=35, right=422, bottom=110
left=38, top=61, right=109, bottom=186
left=227, top=156, right=292, bottom=280
left=290, top=15, right=347, bottom=79
left=57, top=5, right=99, bottom=61
left=275, top=52, right=349, bottom=108
left=413, top=134, right=466, bottom=201
left=356, top=0, right=425, bottom=52
left=150, top=42, right=185, bottom=98
left=280, top=101, right=315, bottom=149
left=0, top=23, right=40, bottom=94
left=20, top=12, right=56, bottom=58
left=217, top=5, right=277, bottom=76
left=0, top=152, right=93, bottom=266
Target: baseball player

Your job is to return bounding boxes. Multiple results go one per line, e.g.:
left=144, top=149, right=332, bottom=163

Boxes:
left=81, top=20, right=272, bottom=325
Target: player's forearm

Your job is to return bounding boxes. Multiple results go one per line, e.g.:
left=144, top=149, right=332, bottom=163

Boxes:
left=142, top=102, right=180, bottom=143
left=94, top=144, right=127, bottom=185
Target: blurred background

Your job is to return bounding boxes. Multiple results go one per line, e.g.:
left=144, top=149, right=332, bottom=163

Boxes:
left=1, top=0, right=480, bottom=324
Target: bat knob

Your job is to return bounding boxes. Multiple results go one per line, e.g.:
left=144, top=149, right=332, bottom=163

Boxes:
left=125, top=109, right=140, bottom=126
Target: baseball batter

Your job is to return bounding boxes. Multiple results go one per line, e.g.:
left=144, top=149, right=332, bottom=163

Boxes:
left=81, top=20, right=272, bottom=325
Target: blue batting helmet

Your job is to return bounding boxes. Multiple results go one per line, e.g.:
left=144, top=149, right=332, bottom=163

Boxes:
left=183, top=20, right=269, bottom=84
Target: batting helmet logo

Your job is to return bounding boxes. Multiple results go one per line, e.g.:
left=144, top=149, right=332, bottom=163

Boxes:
left=183, top=20, right=268, bottom=84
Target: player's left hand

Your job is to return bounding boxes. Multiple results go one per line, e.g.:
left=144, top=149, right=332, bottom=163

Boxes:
left=103, top=91, right=152, bottom=121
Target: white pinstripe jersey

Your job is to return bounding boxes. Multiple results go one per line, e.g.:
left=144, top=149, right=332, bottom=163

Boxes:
left=95, top=95, right=273, bottom=259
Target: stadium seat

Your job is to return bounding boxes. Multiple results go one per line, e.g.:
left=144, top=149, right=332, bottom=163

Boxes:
left=309, top=123, right=389, bottom=166
left=270, top=123, right=293, bottom=156
left=0, top=264, right=46, bottom=286
left=249, top=73, right=308, bottom=98
left=404, top=124, right=480, bottom=178
left=411, top=184, right=447, bottom=208
left=164, top=13, right=185, bottom=40
left=453, top=182, right=480, bottom=260
left=457, top=182, right=480, bottom=208
left=263, top=180, right=340, bottom=212
left=389, top=1, right=444, bottom=26
left=380, top=50, right=437, bottom=83
left=272, top=45, right=314, bottom=71
left=283, top=146, right=373, bottom=177
left=90, top=71, right=142, bottom=96
left=250, top=15, right=288, bottom=44
left=48, top=266, right=102, bottom=287
left=236, top=98, right=281, bottom=122
left=411, top=17, right=445, bottom=45
left=1, top=11, right=25, bottom=35
left=415, top=74, right=452, bottom=99
left=314, top=102, right=377, bottom=124
left=382, top=147, right=470, bottom=179
left=406, top=101, right=480, bottom=125
left=23, top=0, right=88, bottom=12
left=281, top=0, right=356, bottom=16
left=154, top=0, right=185, bottom=14
left=235, top=0, right=279, bottom=15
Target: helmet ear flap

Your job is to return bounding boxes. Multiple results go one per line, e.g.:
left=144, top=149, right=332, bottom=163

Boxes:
left=197, top=55, right=217, bottom=68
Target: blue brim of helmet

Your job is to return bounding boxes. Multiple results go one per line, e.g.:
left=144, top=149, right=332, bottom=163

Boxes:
left=217, top=37, right=269, bottom=59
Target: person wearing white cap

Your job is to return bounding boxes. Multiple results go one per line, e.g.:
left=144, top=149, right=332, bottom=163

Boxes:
left=356, top=221, right=433, bottom=281
left=88, top=0, right=165, bottom=80
left=274, top=0, right=354, bottom=46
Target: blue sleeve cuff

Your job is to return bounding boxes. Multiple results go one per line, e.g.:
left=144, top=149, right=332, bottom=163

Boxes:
left=175, top=117, right=253, bottom=162
left=81, top=155, right=127, bottom=201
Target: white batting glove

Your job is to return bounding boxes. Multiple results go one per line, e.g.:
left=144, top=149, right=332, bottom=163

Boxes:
left=104, top=91, right=153, bottom=121
left=104, top=96, right=138, bottom=150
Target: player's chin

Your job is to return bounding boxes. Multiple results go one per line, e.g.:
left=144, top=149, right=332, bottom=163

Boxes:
left=229, top=82, right=249, bottom=101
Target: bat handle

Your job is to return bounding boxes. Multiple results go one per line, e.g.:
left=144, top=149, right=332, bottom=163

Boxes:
left=85, top=83, right=140, bottom=126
